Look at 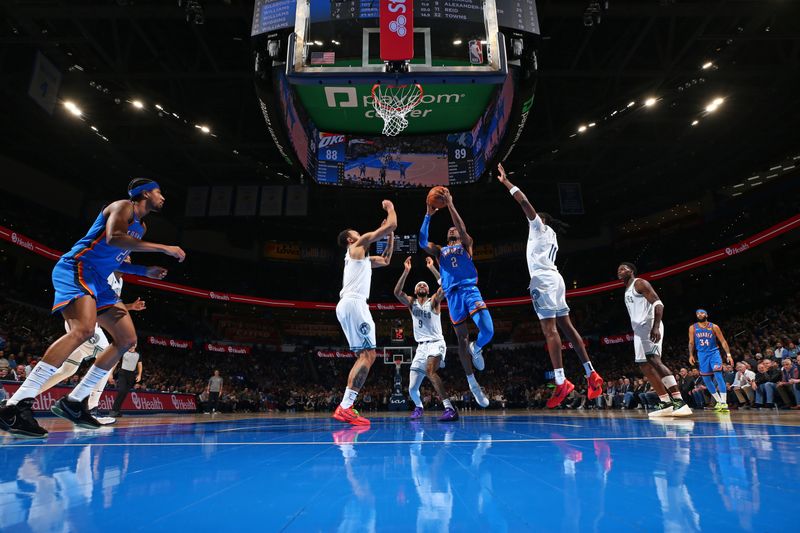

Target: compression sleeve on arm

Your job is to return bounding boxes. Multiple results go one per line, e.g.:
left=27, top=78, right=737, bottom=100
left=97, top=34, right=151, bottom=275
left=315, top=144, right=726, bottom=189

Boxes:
left=116, top=262, right=148, bottom=276
left=419, top=215, right=431, bottom=250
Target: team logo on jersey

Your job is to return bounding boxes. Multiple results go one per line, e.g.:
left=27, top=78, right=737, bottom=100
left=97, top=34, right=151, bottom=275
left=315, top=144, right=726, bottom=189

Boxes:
left=359, top=322, right=371, bottom=336
left=530, top=289, right=541, bottom=301
left=438, top=345, right=446, bottom=356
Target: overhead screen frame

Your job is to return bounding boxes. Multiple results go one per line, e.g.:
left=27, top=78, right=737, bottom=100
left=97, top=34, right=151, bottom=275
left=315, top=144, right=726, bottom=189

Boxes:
left=287, top=0, right=507, bottom=84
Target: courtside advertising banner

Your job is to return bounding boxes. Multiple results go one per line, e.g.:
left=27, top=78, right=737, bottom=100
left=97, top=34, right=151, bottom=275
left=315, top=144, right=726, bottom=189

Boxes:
left=0, top=382, right=197, bottom=413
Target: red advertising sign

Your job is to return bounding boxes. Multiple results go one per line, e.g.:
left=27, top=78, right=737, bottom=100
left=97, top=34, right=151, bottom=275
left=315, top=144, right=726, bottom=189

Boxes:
left=0, top=382, right=197, bottom=413
left=601, top=333, right=635, bottom=345
left=380, top=0, right=414, bottom=61
left=317, top=350, right=356, bottom=358
left=562, top=338, right=589, bottom=350
left=204, top=343, right=252, bottom=355
left=147, top=335, right=193, bottom=350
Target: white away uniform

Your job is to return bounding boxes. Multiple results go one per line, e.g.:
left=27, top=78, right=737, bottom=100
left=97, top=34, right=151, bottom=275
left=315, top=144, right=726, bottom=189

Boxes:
left=527, top=215, right=569, bottom=319
left=625, top=278, right=663, bottom=362
left=336, top=249, right=376, bottom=352
left=409, top=299, right=447, bottom=374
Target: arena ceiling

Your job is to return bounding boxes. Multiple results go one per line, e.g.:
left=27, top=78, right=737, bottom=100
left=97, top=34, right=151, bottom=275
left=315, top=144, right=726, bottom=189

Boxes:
left=1, top=0, right=798, bottom=242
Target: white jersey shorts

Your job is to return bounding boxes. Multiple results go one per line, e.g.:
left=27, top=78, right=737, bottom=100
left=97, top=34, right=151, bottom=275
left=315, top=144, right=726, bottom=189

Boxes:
left=410, top=340, right=447, bottom=374
left=633, top=322, right=664, bottom=363
left=336, top=297, right=376, bottom=353
left=529, top=269, right=570, bottom=320
left=65, top=324, right=110, bottom=365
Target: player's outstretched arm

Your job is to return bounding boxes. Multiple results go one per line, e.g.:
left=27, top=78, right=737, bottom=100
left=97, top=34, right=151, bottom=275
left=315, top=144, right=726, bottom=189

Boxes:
left=105, top=201, right=186, bottom=262
left=712, top=324, right=734, bottom=364
left=441, top=190, right=473, bottom=252
left=496, top=163, right=537, bottom=221
left=634, top=278, right=664, bottom=343
left=393, top=257, right=414, bottom=307
left=116, top=261, right=169, bottom=280
left=425, top=256, right=441, bottom=282
left=370, top=231, right=394, bottom=268
left=419, top=205, right=442, bottom=256
left=356, top=200, right=397, bottom=246
left=688, top=325, right=697, bottom=366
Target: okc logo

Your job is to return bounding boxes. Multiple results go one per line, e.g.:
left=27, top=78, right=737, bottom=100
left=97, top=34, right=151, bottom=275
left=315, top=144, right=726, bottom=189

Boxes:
left=389, top=15, right=407, bottom=37
left=359, top=322, right=371, bottom=336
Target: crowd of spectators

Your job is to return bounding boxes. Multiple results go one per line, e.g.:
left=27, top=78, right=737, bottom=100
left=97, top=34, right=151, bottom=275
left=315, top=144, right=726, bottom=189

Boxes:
left=2, top=285, right=798, bottom=414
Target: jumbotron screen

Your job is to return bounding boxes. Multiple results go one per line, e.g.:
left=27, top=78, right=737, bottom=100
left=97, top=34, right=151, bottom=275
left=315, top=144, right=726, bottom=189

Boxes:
left=274, top=70, right=516, bottom=187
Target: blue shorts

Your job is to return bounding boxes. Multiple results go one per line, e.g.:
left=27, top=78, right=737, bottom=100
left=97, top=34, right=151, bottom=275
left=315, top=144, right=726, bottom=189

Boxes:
left=445, top=285, right=488, bottom=325
left=699, top=349, right=723, bottom=375
left=52, top=258, right=119, bottom=314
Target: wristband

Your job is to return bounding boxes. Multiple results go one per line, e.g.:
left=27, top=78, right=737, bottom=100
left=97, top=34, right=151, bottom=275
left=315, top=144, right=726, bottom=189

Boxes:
left=509, top=186, right=520, bottom=196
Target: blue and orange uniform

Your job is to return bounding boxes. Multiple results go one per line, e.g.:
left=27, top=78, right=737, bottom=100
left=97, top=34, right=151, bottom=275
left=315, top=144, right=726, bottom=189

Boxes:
left=51, top=207, right=145, bottom=314
left=694, top=321, right=723, bottom=375
left=438, top=243, right=486, bottom=325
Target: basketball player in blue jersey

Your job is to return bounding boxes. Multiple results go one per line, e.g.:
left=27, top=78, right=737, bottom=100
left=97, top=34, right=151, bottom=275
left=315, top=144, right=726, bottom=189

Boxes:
left=0, top=178, right=185, bottom=437
left=419, top=189, right=492, bottom=408
left=688, top=309, right=733, bottom=412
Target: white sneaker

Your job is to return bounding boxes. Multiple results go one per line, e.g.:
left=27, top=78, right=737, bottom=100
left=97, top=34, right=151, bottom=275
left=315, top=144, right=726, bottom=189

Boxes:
left=469, top=342, right=485, bottom=371
left=470, top=384, right=490, bottom=408
left=95, top=416, right=116, bottom=425
left=671, top=403, right=693, bottom=417
left=647, top=402, right=674, bottom=418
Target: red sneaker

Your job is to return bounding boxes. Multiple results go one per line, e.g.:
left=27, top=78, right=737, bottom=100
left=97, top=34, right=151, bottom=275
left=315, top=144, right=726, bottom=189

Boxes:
left=333, top=405, right=371, bottom=426
left=586, top=371, right=604, bottom=400
left=546, top=379, right=575, bottom=409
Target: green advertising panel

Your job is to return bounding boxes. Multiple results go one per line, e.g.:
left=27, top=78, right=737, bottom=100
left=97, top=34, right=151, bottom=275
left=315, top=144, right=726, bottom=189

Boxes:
left=294, top=83, right=497, bottom=134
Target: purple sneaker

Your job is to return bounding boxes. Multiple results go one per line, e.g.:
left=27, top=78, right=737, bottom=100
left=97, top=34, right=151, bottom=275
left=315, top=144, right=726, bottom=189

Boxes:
left=410, top=407, right=424, bottom=420
left=438, top=408, right=459, bottom=422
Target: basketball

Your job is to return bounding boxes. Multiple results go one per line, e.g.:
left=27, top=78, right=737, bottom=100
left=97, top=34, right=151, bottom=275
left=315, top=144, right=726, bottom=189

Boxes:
left=427, top=186, right=449, bottom=209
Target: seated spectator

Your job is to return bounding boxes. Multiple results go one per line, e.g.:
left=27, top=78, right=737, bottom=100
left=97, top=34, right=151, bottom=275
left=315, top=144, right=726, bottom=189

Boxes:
left=754, top=360, right=780, bottom=408
left=776, top=358, right=800, bottom=408
left=732, top=362, right=756, bottom=408
left=689, top=369, right=708, bottom=409
left=620, top=378, right=635, bottom=409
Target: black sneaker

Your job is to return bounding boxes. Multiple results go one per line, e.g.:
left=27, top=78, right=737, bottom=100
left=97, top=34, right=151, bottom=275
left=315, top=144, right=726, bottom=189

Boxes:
left=0, top=398, right=48, bottom=438
left=51, top=396, right=101, bottom=429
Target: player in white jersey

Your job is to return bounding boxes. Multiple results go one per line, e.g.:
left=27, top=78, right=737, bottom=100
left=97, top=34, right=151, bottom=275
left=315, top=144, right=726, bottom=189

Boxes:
left=617, top=262, right=692, bottom=417
left=394, top=256, right=458, bottom=422
left=333, top=200, right=397, bottom=426
left=37, top=269, right=146, bottom=425
left=496, top=164, right=605, bottom=408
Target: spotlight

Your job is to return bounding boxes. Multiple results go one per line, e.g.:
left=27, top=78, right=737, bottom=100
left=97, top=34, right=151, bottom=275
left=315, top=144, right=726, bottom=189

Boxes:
left=63, top=101, right=82, bottom=117
left=195, top=124, right=211, bottom=134
left=705, top=97, right=724, bottom=112
left=131, top=100, right=144, bottom=109
left=644, top=97, right=657, bottom=107
left=702, top=61, right=713, bottom=69
left=691, top=120, right=699, bottom=126
left=453, top=40, right=462, bottom=45
left=577, top=125, right=587, bottom=133
left=627, top=101, right=635, bottom=108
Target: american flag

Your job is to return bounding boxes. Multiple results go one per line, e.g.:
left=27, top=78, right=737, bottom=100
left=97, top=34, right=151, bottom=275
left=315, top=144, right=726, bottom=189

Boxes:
left=310, top=51, right=335, bottom=65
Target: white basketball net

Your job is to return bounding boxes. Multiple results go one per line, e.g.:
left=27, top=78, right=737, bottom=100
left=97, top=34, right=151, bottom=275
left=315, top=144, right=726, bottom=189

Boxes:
left=371, top=83, right=424, bottom=136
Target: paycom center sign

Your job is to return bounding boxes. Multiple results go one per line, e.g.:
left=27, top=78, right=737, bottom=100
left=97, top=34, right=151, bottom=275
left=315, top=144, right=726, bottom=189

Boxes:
left=294, top=83, right=495, bottom=134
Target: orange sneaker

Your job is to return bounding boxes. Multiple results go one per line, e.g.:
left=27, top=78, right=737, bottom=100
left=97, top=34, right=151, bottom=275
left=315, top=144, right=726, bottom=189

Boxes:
left=586, top=371, right=604, bottom=400
left=546, top=379, right=575, bottom=409
left=333, top=405, right=371, bottom=426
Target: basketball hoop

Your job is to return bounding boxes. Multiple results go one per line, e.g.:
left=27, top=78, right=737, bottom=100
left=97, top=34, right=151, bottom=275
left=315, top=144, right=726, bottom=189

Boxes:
left=371, top=83, right=424, bottom=136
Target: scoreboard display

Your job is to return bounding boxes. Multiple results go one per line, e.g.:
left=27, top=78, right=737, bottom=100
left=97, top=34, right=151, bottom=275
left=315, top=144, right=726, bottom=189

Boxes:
left=253, top=0, right=540, bottom=36
left=375, top=235, right=419, bottom=255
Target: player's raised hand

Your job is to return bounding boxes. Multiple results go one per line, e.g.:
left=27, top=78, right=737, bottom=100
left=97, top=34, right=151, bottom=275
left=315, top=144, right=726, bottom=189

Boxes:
left=425, top=256, right=434, bottom=269
left=497, top=163, right=508, bottom=184
left=146, top=266, right=168, bottom=279
left=382, top=199, right=395, bottom=211
left=404, top=256, right=412, bottom=272
left=128, top=297, right=147, bottom=312
left=163, top=245, right=186, bottom=263
left=441, top=189, right=454, bottom=208
left=426, top=202, right=439, bottom=216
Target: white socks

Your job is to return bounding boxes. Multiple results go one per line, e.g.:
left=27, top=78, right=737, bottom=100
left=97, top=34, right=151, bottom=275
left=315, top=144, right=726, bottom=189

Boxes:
left=443, top=399, right=454, bottom=410
left=408, top=371, right=424, bottom=408
left=554, top=368, right=566, bottom=385
left=7, top=362, right=58, bottom=405
left=39, top=359, right=80, bottom=395
left=87, top=369, right=113, bottom=411
left=719, top=392, right=727, bottom=404
left=68, top=366, right=109, bottom=402
left=583, top=362, right=594, bottom=378
left=661, top=375, right=678, bottom=389
left=340, top=387, right=359, bottom=409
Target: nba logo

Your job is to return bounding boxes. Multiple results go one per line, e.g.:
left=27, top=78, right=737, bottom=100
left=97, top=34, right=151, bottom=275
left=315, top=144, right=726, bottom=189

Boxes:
left=468, top=40, right=483, bottom=65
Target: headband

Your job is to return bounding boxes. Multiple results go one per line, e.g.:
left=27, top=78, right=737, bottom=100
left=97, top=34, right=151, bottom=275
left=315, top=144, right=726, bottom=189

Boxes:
left=696, top=309, right=708, bottom=315
left=128, top=181, right=160, bottom=198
